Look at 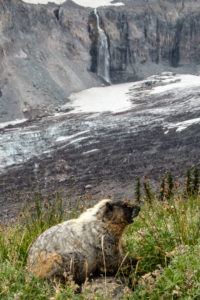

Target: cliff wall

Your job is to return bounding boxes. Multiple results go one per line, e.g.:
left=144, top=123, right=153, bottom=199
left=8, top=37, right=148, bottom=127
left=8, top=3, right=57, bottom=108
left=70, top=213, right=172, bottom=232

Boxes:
left=0, top=0, right=97, bottom=121
left=91, top=0, right=200, bottom=82
left=1, top=0, right=200, bottom=121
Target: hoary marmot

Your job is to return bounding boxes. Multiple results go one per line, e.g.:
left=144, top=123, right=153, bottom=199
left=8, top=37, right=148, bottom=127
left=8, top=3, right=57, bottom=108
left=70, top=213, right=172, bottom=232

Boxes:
left=27, top=199, right=140, bottom=284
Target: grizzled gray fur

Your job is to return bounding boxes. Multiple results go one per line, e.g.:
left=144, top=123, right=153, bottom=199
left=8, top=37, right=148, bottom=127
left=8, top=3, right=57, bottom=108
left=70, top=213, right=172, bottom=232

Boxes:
left=27, top=199, right=140, bottom=284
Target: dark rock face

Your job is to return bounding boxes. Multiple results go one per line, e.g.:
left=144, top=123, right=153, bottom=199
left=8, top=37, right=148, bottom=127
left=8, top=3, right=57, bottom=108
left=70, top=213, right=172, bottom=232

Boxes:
left=88, top=11, right=99, bottom=74
left=99, top=0, right=200, bottom=82
left=88, top=8, right=136, bottom=83
left=88, top=0, right=200, bottom=83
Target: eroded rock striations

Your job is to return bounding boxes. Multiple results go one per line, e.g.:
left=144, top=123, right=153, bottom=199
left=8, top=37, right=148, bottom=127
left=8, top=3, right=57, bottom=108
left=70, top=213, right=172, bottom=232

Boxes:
left=1, top=0, right=200, bottom=121
left=0, top=0, right=98, bottom=122
left=89, top=0, right=200, bottom=83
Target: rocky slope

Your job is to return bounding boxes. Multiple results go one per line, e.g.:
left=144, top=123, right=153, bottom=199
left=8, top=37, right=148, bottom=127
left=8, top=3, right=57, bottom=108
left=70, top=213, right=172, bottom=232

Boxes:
left=0, top=0, right=100, bottom=122
left=0, top=73, right=200, bottom=222
left=1, top=0, right=200, bottom=122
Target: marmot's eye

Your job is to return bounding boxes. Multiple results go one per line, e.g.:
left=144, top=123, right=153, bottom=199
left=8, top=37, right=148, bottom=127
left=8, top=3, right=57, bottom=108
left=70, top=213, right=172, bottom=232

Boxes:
left=123, top=203, right=132, bottom=209
left=106, top=202, right=113, bottom=211
left=122, top=204, right=127, bottom=207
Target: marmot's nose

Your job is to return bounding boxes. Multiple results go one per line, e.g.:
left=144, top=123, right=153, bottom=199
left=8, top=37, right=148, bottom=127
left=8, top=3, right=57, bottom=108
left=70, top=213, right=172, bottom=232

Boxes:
left=132, top=205, right=140, bottom=218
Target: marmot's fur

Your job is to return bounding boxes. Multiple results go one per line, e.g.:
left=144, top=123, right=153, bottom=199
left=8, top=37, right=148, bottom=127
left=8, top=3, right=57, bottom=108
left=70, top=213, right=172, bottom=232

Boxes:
left=27, top=199, right=140, bottom=284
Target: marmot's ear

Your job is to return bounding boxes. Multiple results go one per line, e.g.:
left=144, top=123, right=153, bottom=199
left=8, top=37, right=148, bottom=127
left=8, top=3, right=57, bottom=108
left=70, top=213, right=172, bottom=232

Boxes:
left=106, top=202, right=113, bottom=211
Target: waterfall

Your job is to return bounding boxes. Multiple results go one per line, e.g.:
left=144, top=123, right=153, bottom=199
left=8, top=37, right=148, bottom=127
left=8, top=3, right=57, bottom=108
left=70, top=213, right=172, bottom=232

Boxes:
left=94, top=8, right=111, bottom=84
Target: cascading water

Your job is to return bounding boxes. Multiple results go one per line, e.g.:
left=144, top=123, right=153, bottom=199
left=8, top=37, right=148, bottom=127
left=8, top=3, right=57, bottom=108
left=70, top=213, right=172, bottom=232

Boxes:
left=94, top=8, right=111, bottom=84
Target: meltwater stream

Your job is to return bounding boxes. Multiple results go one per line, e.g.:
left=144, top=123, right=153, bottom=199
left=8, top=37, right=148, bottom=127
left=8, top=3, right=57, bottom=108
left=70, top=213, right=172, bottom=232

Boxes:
left=94, top=8, right=111, bottom=84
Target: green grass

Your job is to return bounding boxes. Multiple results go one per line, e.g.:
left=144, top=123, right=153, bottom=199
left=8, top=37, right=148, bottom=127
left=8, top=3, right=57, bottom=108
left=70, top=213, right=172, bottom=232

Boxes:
left=0, top=261, right=79, bottom=300
left=0, top=191, right=86, bottom=299
left=123, top=194, right=200, bottom=299
left=1, top=187, right=200, bottom=299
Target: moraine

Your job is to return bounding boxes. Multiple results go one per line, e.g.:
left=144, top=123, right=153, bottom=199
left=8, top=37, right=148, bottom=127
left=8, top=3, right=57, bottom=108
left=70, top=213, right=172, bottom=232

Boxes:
left=0, top=73, right=200, bottom=223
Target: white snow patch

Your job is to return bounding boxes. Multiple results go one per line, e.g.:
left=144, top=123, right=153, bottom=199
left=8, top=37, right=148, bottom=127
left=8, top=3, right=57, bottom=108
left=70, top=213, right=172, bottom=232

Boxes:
left=68, top=136, right=87, bottom=145
left=22, top=0, right=65, bottom=4
left=174, top=118, right=200, bottom=132
left=83, top=148, right=99, bottom=155
left=64, top=82, right=134, bottom=114
left=71, top=0, right=124, bottom=8
left=165, top=118, right=200, bottom=132
left=0, top=119, right=27, bottom=129
left=56, top=130, right=89, bottom=142
left=21, top=0, right=124, bottom=7
left=56, top=136, right=70, bottom=142
left=151, top=74, right=200, bottom=95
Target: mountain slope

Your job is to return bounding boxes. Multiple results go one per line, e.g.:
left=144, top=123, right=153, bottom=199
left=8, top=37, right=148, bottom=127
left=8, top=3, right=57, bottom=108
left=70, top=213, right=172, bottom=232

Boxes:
left=1, top=0, right=200, bottom=122
left=0, top=0, right=99, bottom=122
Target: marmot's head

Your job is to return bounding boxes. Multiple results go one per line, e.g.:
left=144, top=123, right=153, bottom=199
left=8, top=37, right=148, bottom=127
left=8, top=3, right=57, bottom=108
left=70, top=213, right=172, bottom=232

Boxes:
left=79, top=199, right=140, bottom=233
left=101, top=200, right=140, bottom=237
left=102, top=200, right=140, bottom=224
